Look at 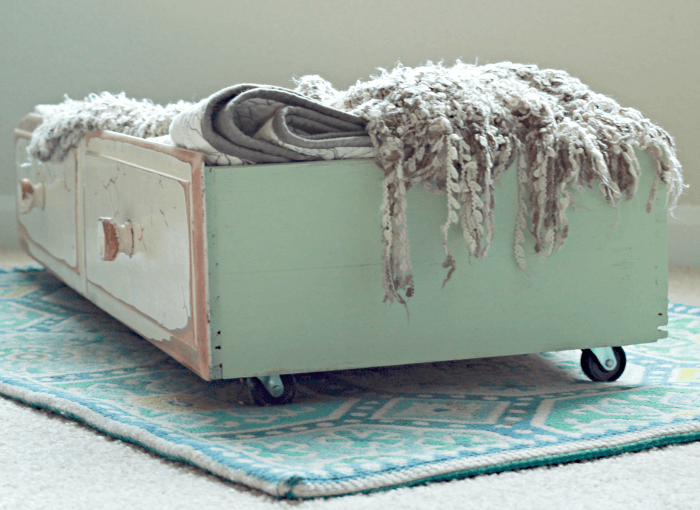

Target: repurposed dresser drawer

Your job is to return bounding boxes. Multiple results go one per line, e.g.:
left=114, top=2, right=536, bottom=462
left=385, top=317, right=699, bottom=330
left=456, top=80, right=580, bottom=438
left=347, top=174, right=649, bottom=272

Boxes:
left=15, top=117, right=668, bottom=403
left=15, top=116, right=80, bottom=289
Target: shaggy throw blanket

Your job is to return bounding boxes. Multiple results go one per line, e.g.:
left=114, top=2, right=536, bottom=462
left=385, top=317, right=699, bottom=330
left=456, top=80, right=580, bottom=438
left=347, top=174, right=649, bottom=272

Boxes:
left=26, top=62, right=685, bottom=305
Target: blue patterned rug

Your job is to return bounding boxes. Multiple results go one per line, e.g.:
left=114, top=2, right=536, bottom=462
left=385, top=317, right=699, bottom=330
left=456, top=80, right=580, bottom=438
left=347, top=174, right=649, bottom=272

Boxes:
left=1, top=266, right=699, bottom=498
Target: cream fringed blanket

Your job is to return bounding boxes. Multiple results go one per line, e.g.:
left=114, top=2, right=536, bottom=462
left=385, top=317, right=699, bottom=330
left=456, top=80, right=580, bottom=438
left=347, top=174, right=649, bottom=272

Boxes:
left=26, top=62, right=685, bottom=305
left=296, top=62, right=685, bottom=306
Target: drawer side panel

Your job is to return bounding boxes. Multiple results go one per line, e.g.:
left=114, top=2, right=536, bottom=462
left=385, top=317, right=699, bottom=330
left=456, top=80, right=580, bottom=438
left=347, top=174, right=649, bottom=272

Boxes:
left=206, top=154, right=667, bottom=379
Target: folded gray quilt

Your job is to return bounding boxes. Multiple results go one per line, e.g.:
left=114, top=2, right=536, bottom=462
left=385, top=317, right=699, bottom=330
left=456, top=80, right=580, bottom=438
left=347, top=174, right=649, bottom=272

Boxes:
left=168, top=84, right=377, bottom=165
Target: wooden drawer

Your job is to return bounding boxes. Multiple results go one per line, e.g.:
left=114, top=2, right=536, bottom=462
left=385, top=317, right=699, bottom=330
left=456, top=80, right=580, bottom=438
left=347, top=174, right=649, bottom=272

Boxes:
left=81, top=134, right=212, bottom=378
left=15, top=119, right=669, bottom=388
left=15, top=126, right=81, bottom=290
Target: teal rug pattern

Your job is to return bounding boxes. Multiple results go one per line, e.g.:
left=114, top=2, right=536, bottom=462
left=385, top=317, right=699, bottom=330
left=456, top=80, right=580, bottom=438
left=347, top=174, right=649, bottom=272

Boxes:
left=1, top=267, right=699, bottom=498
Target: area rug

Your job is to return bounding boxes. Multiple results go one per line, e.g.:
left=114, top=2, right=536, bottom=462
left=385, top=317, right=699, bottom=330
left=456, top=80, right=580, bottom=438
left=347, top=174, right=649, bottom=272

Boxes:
left=1, top=266, right=699, bottom=499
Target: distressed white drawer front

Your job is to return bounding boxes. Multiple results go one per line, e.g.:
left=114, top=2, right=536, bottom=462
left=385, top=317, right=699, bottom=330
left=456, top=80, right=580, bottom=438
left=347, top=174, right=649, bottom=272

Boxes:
left=15, top=138, right=78, bottom=267
left=84, top=154, right=192, bottom=330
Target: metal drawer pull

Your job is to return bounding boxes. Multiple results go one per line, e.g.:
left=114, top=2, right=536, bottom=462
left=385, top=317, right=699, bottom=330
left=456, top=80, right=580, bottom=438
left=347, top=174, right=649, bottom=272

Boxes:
left=18, top=178, right=45, bottom=214
left=98, top=218, right=134, bottom=261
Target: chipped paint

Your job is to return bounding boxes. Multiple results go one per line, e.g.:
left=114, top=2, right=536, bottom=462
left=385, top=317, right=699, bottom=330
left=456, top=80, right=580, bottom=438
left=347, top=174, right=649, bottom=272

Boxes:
left=15, top=132, right=78, bottom=269
left=18, top=121, right=213, bottom=381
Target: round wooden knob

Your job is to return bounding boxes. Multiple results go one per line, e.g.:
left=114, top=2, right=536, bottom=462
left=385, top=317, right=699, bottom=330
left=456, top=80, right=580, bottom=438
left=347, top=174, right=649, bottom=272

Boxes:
left=98, top=218, right=134, bottom=261
left=18, top=178, right=45, bottom=214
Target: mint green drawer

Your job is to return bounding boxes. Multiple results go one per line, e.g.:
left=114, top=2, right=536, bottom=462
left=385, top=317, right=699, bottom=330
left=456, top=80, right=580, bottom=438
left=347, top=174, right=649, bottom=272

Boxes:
left=205, top=151, right=667, bottom=380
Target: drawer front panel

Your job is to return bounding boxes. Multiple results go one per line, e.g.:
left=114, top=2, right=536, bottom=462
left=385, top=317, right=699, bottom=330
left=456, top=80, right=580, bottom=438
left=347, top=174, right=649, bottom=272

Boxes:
left=84, top=154, right=192, bottom=330
left=15, top=137, right=78, bottom=268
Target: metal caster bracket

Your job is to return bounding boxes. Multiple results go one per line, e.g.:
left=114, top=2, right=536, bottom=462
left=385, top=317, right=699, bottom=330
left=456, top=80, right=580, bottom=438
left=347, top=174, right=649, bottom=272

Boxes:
left=590, top=347, right=618, bottom=371
left=255, top=375, right=285, bottom=398
left=244, top=374, right=298, bottom=405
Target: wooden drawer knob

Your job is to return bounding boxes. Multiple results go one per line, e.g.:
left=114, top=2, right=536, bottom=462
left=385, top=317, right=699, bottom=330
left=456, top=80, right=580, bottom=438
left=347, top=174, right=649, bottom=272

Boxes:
left=18, top=178, right=45, bottom=214
left=98, top=218, right=134, bottom=261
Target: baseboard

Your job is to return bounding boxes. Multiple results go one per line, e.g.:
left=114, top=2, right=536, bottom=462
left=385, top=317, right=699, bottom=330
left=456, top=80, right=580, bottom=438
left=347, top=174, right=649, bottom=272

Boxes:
left=667, top=205, right=700, bottom=266
left=0, top=194, right=18, bottom=249
left=1, top=193, right=698, bottom=265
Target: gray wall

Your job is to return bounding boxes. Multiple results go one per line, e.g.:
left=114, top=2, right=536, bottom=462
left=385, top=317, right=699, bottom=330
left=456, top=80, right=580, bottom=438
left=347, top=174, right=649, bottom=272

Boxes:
left=2, top=0, right=698, bottom=245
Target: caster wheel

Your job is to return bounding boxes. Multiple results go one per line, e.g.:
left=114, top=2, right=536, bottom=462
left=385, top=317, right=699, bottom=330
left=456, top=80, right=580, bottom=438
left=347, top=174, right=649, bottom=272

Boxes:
left=245, top=374, right=297, bottom=406
left=581, top=347, right=626, bottom=382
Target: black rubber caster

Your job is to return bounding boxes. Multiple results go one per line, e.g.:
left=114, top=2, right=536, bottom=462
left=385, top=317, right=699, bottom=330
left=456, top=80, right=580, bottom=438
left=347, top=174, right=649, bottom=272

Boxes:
left=244, top=374, right=298, bottom=406
left=580, top=347, right=626, bottom=382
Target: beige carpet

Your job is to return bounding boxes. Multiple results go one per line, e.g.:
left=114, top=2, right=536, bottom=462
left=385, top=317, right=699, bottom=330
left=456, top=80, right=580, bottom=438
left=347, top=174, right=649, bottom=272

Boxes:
left=1, top=248, right=699, bottom=509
